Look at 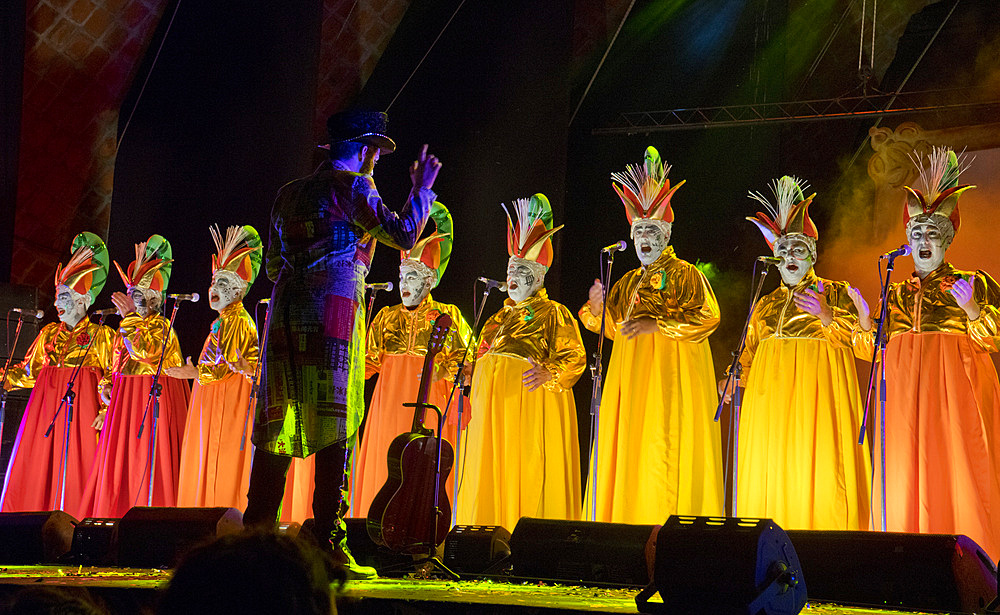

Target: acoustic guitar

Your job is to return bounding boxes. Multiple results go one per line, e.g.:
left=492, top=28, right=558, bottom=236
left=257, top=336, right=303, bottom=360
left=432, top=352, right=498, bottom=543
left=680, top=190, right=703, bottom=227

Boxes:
left=366, top=312, right=455, bottom=554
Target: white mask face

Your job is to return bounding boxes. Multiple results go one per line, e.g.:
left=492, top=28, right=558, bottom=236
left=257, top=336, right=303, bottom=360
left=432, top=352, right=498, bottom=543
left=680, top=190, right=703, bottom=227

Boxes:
left=399, top=264, right=432, bottom=308
left=506, top=262, right=541, bottom=303
left=209, top=271, right=244, bottom=311
left=632, top=220, right=670, bottom=266
left=774, top=236, right=814, bottom=286
left=54, top=285, right=87, bottom=327
left=907, top=222, right=947, bottom=275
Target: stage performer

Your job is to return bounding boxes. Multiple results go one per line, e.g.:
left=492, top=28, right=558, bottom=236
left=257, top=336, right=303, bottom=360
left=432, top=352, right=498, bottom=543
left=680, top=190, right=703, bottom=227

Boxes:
left=81, top=235, right=190, bottom=518
left=0, top=232, right=114, bottom=513
left=168, top=225, right=262, bottom=508
left=354, top=201, right=471, bottom=517
left=457, top=193, right=585, bottom=532
left=243, top=109, right=440, bottom=580
left=849, top=146, right=1000, bottom=559
left=579, top=147, right=723, bottom=524
left=721, top=176, right=871, bottom=530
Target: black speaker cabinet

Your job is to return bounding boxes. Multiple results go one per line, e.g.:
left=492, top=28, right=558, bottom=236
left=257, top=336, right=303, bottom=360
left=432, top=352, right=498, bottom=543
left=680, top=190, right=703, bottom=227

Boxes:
left=66, top=517, right=120, bottom=566
left=637, top=516, right=807, bottom=615
left=444, top=524, right=511, bottom=575
left=785, top=530, right=997, bottom=613
left=0, top=510, right=77, bottom=564
left=509, top=517, right=657, bottom=587
left=116, top=506, right=242, bottom=568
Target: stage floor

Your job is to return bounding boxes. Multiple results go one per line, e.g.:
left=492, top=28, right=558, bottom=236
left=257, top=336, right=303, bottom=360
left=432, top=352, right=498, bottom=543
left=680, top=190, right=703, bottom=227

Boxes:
left=0, top=566, right=935, bottom=615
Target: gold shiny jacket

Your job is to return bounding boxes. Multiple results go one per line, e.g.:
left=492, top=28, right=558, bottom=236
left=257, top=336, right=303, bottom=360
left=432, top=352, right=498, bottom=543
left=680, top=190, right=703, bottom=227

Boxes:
left=196, top=301, right=259, bottom=386
left=3, top=319, right=114, bottom=390
left=365, top=296, right=472, bottom=382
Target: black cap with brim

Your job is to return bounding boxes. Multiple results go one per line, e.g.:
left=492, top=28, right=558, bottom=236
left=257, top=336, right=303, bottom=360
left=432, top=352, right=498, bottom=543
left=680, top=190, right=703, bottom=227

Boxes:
left=321, top=110, right=396, bottom=154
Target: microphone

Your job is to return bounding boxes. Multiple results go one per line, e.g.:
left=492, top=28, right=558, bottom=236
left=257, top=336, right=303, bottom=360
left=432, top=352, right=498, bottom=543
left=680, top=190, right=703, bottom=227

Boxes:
left=168, top=293, right=200, bottom=302
left=258, top=298, right=271, bottom=304
left=92, top=307, right=118, bottom=316
left=365, top=282, right=393, bottom=292
left=757, top=256, right=782, bottom=264
left=478, top=277, right=508, bottom=292
left=10, top=307, right=44, bottom=319
left=880, top=245, right=911, bottom=260
left=601, top=240, right=628, bottom=253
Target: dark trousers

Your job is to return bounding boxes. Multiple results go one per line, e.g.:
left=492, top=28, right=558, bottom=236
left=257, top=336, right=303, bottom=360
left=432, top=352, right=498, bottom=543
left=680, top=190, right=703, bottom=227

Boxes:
left=244, top=443, right=351, bottom=547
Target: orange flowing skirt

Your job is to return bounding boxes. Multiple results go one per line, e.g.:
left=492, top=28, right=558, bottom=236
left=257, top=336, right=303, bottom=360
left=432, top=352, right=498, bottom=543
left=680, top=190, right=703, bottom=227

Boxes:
left=176, top=374, right=255, bottom=509
left=80, top=373, right=190, bottom=518
left=353, top=354, right=464, bottom=518
left=1, top=366, right=103, bottom=514
left=877, top=331, right=1000, bottom=561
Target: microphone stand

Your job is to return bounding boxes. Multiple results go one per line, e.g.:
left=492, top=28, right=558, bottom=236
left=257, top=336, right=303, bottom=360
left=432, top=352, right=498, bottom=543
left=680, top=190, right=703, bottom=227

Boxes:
left=44, top=312, right=108, bottom=511
left=585, top=248, right=618, bottom=521
left=136, top=299, right=183, bottom=507
left=0, top=314, right=30, bottom=462
left=715, top=259, right=773, bottom=517
left=858, top=254, right=898, bottom=532
left=442, top=279, right=501, bottom=526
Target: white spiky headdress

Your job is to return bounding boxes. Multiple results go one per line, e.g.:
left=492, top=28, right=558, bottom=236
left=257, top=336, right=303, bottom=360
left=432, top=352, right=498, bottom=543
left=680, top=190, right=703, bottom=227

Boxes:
left=903, top=146, right=975, bottom=237
left=746, top=176, right=818, bottom=252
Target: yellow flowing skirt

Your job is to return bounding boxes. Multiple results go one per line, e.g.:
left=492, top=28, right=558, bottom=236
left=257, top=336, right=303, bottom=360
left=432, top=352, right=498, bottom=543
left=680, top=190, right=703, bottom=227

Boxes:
left=457, top=353, right=581, bottom=531
left=737, top=337, right=871, bottom=530
left=585, top=333, right=723, bottom=524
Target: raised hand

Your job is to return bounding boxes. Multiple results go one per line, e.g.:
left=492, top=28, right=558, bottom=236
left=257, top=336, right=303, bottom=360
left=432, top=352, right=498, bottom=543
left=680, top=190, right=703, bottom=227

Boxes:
left=110, top=291, right=135, bottom=317
left=409, top=144, right=442, bottom=190
left=587, top=279, right=604, bottom=317
left=793, top=280, right=832, bottom=326
left=846, top=286, right=871, bottom=331
left=949, top=275, right=981, bottom=321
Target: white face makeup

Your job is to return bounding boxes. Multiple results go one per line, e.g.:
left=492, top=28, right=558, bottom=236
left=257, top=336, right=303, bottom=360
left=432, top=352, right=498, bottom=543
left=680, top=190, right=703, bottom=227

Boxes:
left=209, top=270, right=245, bottom=312
left=506, top=261, right=543, bottom=303
left=399, top=263, right=432, bottom=308
left=774, top=236, right=814, bottom=287
left=907, top=221, right=948, bottom=276
left=632, top=220, right=670, bottom=266
left=54, top=284, right=87, bottom=327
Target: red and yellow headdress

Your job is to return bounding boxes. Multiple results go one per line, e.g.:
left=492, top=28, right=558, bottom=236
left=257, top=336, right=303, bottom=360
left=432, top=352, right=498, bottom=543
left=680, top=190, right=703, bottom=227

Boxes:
left=610, top=146, right=685, bottom=225
left=114, top=234, right=173, bottom=292
left=746, top=176, right=818, bottom=250
left=210, top=225, right=262, bottom=289
left=54, top=232, right=110, bottom=303
left=401, top=201, right=452, bottom=289
left=502, top=193, right=562, bottom=269
left=903, top=146, right=975, bottom=235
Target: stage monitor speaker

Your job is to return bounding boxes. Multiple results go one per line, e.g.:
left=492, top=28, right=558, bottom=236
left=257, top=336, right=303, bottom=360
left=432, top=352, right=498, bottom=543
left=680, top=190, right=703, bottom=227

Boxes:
left=0, top=510, right=77, bottom=564
left=509, top=517, right=657, bottom=587
left=65, top=517, right=120, bottom=566
left=444, top=524, right=511, bottom=575
left=785, top=530, right=998, bottom=613
left=301, top=518, right=412, bottom=572
left=637, top=516, right=806, bottom=615
left=116, top=506, right=242, bottom=568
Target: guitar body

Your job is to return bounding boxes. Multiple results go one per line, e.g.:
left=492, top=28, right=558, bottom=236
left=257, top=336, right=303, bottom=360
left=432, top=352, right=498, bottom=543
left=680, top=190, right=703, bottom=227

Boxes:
left=366, top=431, right=454, bottom=554
left=365, top=312, right=456, bottom=554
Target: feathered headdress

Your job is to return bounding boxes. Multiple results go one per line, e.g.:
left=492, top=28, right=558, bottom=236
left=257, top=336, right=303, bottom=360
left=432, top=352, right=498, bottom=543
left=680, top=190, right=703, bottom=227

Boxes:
left=210, top=224, right=262, bottom=289
left=401, top=201, right=452, bottom=288
left=903, top=146, right=975, bottom=234
left=610, top=146, right=685, bottom=224
left=54, top=232, right=110, bottom=303
left=502, top=193, right=563, bottom=268
left=746, top=176, right=818, bottom=250
left=114, top=234, right=173, bottom=292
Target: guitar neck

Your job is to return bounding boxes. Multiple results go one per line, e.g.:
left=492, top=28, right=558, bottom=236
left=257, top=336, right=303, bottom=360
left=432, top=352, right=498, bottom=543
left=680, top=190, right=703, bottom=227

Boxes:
left=410, top=350, right=435, bottom=432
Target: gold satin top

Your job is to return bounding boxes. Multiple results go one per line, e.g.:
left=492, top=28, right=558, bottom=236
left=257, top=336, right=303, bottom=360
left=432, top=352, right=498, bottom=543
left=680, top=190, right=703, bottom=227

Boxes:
left=476, top=288, right=586, bottom=393
left=197, top=301, right=259, bottom=386
left=365, top=295, right=472, bottom=382
left=853, top=262, right=1000, bottom=357
left=3, top=319, right=114, bottom=390
left=107, top=312, right=184, bottom=380
left=740, top=269, right=859, bottom=373
left=578, top=246, right=720, bottom=343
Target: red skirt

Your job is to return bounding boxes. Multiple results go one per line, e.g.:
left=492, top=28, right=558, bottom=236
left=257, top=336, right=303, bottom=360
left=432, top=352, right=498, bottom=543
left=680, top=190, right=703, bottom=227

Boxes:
left=1, top=366, right=103, bottom=513
left=80, top=373, right=190, bottom=518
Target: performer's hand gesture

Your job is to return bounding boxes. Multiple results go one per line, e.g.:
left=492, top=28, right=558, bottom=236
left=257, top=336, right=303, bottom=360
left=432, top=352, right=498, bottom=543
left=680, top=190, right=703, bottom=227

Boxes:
left=522, top=357, right=552, bottom=392
left=110, top=291, right=136, bottom=317
left=587, top=279, right=604, bottom=317
left=718, top=376, right=739, bottom=404
left=409, top=144, right=442, bottom=190
left=620, top=316, right=658, bottom=339
left=166, top=356, right=198, bottom=380
left=949, top=275, right=981, bottom=321
left=846, top=286, right=871, bottom=331
left=224, top=347, right=254, bottom=379
left=91, top=409, right=107, bottom=430
left=793, top=280, right=832, bottom=326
